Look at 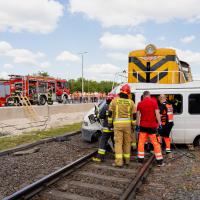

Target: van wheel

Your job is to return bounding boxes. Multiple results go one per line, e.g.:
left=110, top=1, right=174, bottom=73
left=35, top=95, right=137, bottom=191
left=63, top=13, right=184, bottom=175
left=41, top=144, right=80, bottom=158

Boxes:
left=193, top=136, right=200, bottom=146
left=39, top=96, right=46, bottom=105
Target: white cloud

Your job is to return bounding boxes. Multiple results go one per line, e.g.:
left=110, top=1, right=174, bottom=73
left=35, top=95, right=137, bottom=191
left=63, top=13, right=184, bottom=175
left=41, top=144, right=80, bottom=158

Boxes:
left=193, top=74, right=200, bottom=80
left=3, top=63, right=14, bottom=69
left=0, top=71, right=9, bottom=80
left=158, top=36, right=166, bottom=41
left=180, top=35, right=196, bottom=44
left=100, top=32, right=146, bottom=50
left=69, top=0, right=200, bottom=27
left=56, top=51, right=80, bottom=62
left=0, top=41, right=50, bottom=67
left=106, top=52, right=128, bottom=61
left=0, top=0, right=64, bottom=33
left=86, top=63, right=121, bottom=81
left=39, top=62, right=51, bottom=69
left=174, top=48, right=200, bottom=76
left=176, top=48, right=200, bottom=64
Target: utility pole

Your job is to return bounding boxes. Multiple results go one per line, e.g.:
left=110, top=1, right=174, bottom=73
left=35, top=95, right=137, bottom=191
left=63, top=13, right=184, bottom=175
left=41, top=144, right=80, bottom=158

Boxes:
left=79, top=52, right=88, bottom=102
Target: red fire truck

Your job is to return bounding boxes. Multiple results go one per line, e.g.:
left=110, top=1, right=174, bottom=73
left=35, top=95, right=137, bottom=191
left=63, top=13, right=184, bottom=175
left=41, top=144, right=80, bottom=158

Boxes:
left=0, top=80, right=10, bottom=107
left=56, top=79, right=70, bottom=104
left=0, top=75, right=70, bottom=106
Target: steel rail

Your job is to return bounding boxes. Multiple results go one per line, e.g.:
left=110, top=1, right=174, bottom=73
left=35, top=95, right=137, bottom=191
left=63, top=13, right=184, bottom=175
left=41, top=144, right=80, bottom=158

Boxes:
left=3, top=150, right=97, bottom=200
left=120, top=154, right=155, bottom=200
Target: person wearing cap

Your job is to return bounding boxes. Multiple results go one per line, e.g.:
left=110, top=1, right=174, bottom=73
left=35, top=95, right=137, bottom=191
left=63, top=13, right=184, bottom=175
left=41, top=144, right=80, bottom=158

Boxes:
left=108, top=84, right=136, bottom=167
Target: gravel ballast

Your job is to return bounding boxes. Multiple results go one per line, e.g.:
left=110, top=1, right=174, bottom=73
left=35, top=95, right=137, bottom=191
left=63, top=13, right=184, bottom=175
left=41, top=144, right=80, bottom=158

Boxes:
left=136, top=146, right=200, bottom=200
left=0, top=134, right=97, bottom=199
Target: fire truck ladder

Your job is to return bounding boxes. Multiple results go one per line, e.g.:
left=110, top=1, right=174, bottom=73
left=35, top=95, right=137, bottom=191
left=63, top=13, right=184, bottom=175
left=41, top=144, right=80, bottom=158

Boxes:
left=16, top=95, right=38, bottom=121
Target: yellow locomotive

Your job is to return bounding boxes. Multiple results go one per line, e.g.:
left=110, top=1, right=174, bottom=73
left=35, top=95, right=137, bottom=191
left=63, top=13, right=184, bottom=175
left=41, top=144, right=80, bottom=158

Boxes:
left=128, top=44, right=192, bottom=84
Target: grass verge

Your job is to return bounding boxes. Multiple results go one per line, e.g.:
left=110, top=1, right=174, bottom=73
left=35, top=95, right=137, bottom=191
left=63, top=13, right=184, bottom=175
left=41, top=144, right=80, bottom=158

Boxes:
left=0, top=122, right=82, bottom=151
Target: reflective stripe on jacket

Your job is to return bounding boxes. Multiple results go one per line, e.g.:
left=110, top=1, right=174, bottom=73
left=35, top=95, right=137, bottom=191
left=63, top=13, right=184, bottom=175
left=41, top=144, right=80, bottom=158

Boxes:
left=166, top=104, right=174, bottom=122
left=109, top=97, right=136, bottom=125
left=160, top=102, right=174, bottom=125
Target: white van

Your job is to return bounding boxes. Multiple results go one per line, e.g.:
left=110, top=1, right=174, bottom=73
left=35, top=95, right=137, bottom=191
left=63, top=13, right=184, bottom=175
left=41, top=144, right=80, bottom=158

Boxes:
left=82, top=81, right=200, bottom=146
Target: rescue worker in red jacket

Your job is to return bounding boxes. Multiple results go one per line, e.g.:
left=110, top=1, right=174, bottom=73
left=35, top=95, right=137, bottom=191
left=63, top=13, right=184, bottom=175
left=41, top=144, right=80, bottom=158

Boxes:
left=158, top=94, right=174, bottom=155
left=136, top=91, right=164, bottom=166
left=109, top=84, right=136, bottom=167
left=92, top=94, right=114, bottom=162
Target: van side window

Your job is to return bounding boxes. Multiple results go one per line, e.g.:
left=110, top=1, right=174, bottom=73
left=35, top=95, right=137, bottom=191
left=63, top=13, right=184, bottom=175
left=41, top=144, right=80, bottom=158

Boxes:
left=150, top=94, right=183, bottom=114
left=189, top=94, right=200, bottom=114
left=169, top=94, right=183, bottom=114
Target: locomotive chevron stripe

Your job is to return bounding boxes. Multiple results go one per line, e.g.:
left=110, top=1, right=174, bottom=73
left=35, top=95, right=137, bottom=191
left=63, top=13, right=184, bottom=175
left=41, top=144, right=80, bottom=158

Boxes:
left=150, top=69, right=168, bottom=83
left=151, top=55, right=175, bottom=71
left=132, top=72, right=146, bottom=82
left=129, top=55, right=175, bottom=72
left=132, top=68, right=168, bottom=83
left=129, top=57, right=146, bottom=71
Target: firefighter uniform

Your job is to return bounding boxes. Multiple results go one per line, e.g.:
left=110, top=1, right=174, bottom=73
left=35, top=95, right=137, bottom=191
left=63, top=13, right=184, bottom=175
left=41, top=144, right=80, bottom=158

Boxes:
left=109, top=84, right=136, bottom=167
left=159, top=102, right=174, bottom=154
left=137, top=93, right=163, bottom=165
left=92, top=95, right=114, bottom=162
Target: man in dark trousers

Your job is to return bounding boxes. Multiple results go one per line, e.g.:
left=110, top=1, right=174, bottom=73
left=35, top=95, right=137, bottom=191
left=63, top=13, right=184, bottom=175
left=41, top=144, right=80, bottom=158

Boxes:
left=92, top=94, right=114, bottom=162
left=158, top=94, right=174, bottom=156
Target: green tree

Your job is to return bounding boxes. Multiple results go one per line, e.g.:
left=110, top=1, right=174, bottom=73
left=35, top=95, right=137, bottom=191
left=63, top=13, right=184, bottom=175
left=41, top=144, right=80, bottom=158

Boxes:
left=37, top=71, right=49, bottom=77
left=68, top=78, right=116, bottom=93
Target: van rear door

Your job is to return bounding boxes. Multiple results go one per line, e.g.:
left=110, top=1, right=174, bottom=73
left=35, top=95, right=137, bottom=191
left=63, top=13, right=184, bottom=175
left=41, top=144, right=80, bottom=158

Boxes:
left=185, top=93, right=200, bottom=144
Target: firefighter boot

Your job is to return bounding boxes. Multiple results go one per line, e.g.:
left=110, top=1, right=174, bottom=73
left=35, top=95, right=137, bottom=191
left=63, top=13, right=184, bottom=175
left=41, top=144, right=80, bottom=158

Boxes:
left=92, top=149, right=105, bottom=162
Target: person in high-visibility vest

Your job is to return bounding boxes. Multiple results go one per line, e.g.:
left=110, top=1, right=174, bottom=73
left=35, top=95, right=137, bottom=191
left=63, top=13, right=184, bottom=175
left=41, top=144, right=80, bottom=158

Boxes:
left=92, top=94, right=115, bottom=162
left=136, top=91, right=164, bottom=166
left=109, top=84, right=136, bottom=167
left=158, top=94, right=174, bottom=155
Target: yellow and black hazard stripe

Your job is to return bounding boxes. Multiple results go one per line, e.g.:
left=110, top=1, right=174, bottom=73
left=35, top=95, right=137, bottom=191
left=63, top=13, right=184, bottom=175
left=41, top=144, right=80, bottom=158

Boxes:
left=132, top=68, right=168, bottom=83
left=129, top=55, right=176, bottom=82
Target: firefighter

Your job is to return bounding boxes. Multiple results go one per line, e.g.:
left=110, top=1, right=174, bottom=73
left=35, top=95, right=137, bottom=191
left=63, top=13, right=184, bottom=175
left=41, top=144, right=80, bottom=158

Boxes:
left=47, top=87, right=52, bottom=100
left=136, top=91, right=164, bottom=166
left=92, top=94, right=115, bottom=162
left=158, top=94, right=174, bottom=155
left=109, top=84, right=136, bottom=167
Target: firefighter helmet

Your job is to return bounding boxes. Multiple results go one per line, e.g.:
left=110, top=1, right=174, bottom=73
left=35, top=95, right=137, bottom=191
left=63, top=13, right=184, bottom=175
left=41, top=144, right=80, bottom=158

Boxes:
left=120, top=84, right=131, bottom=95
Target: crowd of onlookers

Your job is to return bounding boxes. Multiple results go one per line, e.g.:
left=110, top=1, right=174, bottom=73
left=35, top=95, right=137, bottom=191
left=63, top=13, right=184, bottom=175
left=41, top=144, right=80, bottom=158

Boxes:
left=67, top=91, right=107, bottom=103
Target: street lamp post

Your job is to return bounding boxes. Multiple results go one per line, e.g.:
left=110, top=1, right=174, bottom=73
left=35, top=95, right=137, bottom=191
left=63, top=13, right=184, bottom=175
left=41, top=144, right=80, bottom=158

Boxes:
left=79, top=52, right=88, bottom=102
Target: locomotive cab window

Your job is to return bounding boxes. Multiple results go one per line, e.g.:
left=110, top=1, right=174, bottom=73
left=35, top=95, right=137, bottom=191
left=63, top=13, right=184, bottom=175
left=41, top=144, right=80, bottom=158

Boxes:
left=189, top=94, right=200, bottom=114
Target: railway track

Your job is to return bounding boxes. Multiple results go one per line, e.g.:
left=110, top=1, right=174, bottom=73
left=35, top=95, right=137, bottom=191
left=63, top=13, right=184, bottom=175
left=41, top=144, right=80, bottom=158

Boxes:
left=3, top=151, right=154, bottom=200
left=4, top=151, right=154, bottom=200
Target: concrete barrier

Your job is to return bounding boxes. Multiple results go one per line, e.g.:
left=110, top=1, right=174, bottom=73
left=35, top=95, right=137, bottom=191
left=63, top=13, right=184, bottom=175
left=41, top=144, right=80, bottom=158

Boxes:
left=0, top=103, right=94, bottom=136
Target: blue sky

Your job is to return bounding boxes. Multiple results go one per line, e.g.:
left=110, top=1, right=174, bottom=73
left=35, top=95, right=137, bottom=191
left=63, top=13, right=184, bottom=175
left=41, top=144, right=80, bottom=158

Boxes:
left=0, top=0, right=200, bottom=81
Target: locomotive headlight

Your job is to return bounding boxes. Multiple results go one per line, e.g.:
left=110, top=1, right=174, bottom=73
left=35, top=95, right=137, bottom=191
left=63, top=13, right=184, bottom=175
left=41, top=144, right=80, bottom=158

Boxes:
left=145, top=44, right=156, bottom=55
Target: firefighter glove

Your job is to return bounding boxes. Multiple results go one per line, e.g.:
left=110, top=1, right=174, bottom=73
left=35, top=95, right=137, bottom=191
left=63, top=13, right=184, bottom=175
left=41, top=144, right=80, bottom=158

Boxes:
left=158, top=125, right=162, bottom=130
left=135, top=125, right=140, bottom=132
